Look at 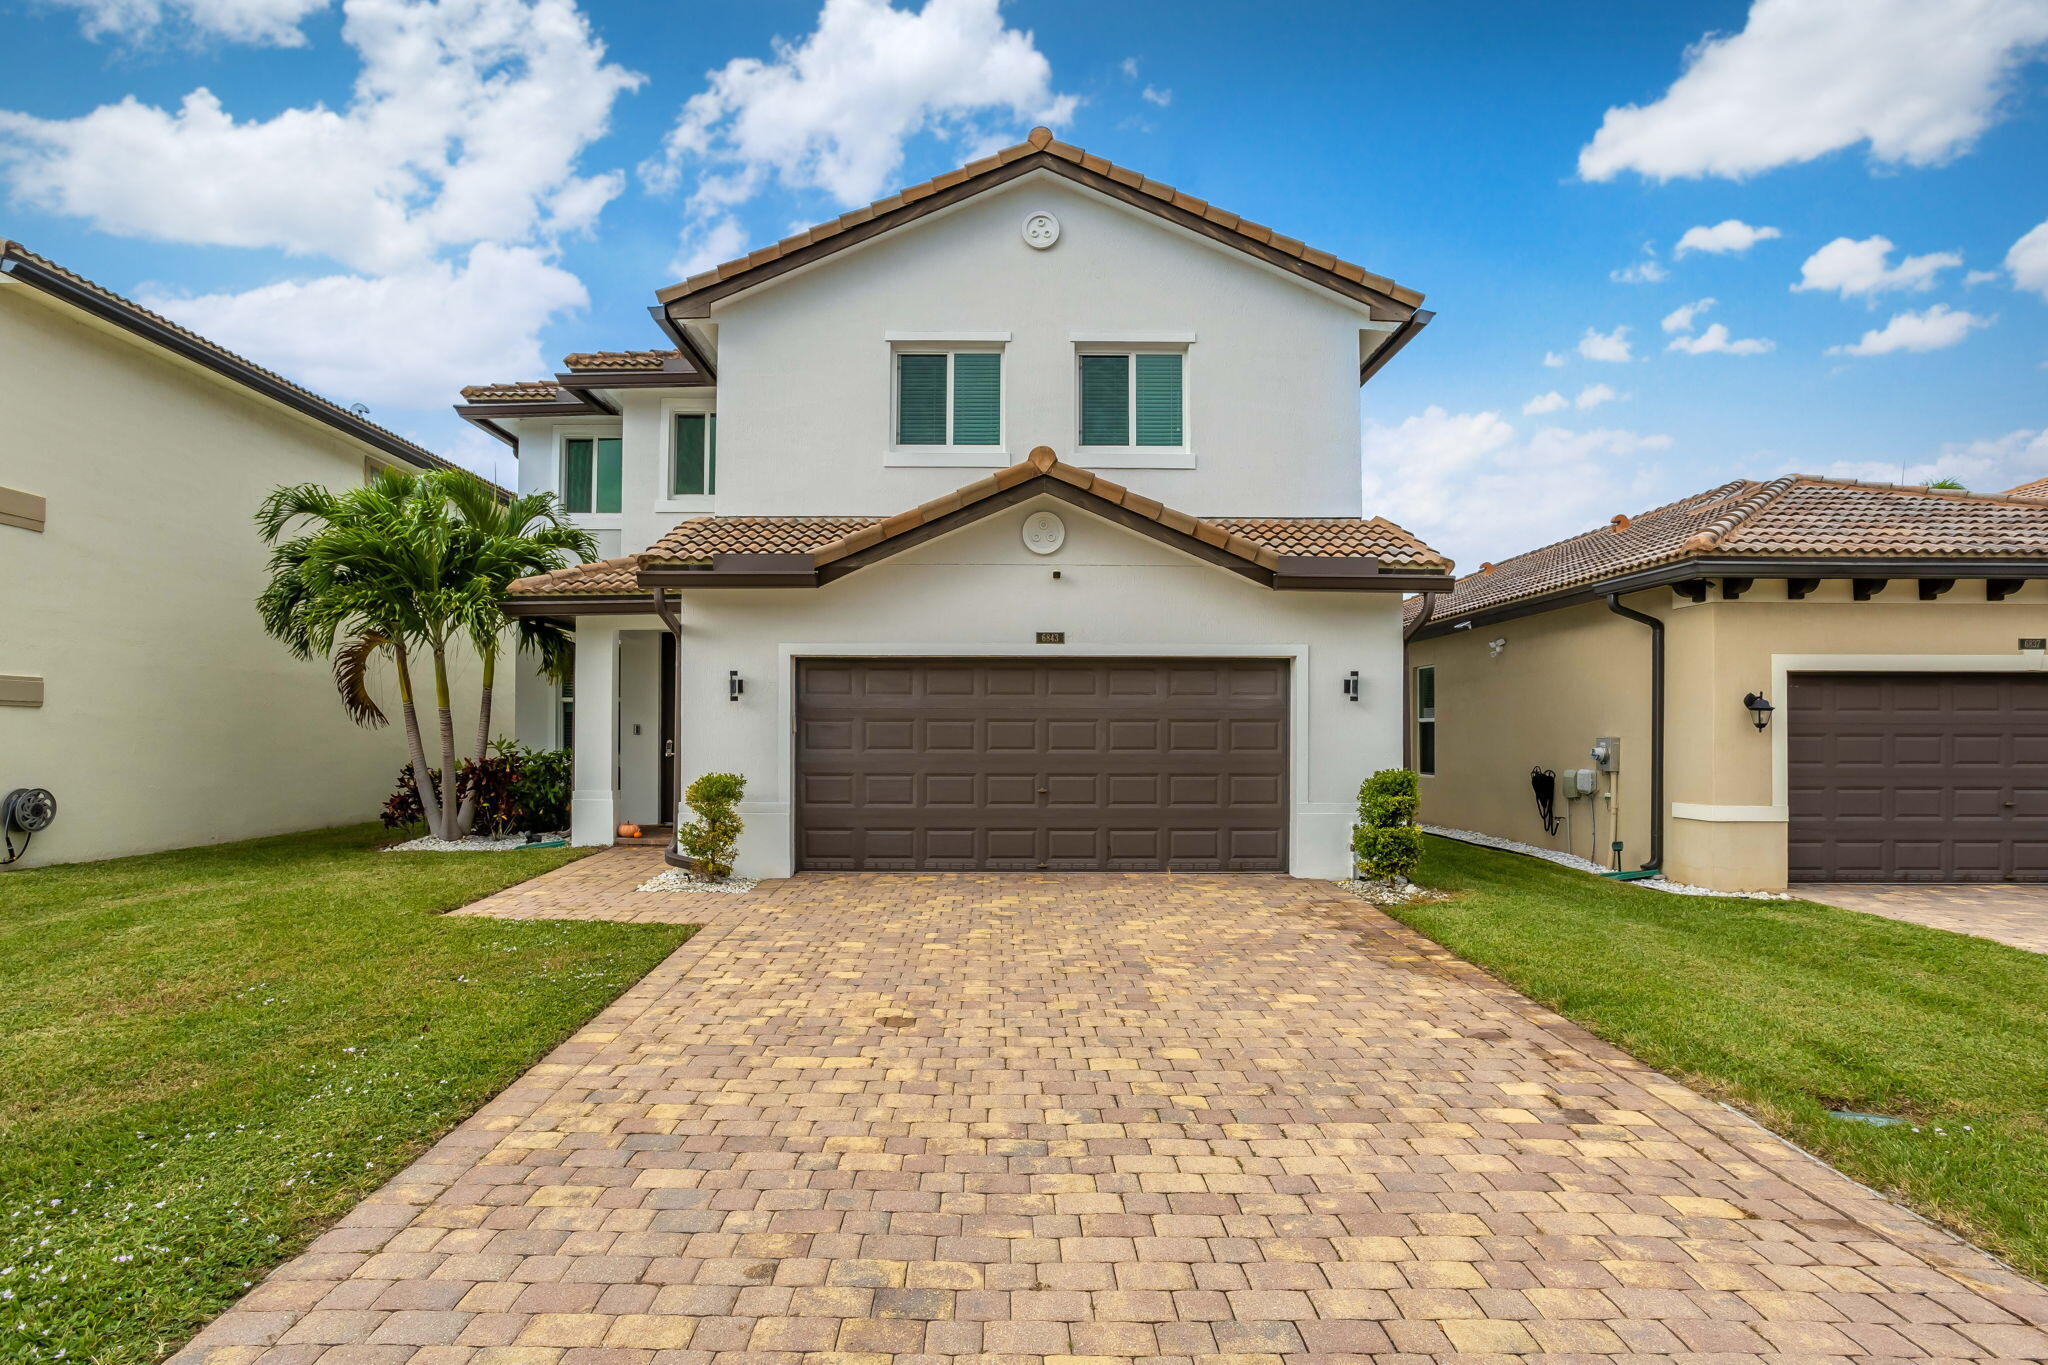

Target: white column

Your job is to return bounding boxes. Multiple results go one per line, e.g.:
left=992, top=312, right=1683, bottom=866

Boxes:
left=570, top=618, right=622, bottom=846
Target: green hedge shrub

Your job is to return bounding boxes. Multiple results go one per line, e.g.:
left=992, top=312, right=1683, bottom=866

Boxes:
left=677, top=772, right=747, bottom=879
left=1352, top=767, right=1422, bottom=881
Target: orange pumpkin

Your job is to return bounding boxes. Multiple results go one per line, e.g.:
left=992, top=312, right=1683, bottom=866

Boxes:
left=617, top=822, right=642, bottom=839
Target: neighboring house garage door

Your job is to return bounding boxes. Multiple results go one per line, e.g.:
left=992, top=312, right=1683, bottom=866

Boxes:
left=796, top=658, right=1289, bottom=871
left=1788, top=672, right=2048, bottom=882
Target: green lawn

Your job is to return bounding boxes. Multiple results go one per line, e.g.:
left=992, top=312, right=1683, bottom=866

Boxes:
left=1397, top=834, right=2048, bottom=1280
left=0, top=824, right=693, bottom=1364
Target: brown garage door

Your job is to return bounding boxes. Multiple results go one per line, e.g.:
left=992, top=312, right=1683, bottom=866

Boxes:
left=1788, top=672, right=2048, bottom=882
left=796, top=658, right=1289, bottom=871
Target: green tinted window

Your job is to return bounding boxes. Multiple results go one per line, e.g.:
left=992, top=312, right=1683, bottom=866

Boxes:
left=1078, top=354, right=1129, bottom=446
left=896, top=353, right=948, bottom=445
left=673, top=413, right=715, bottom=495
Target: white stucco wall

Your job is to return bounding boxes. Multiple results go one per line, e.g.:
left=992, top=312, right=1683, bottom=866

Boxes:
left=0, top=281, right=492, bottom=869
left=710, top=173, right=1373, bottom=518
left=667, top=498, right=1402, bottom=879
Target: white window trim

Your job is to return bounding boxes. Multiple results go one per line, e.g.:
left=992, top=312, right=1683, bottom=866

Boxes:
left=886, top=341, right=1009, bottom=468
left=657, top=396, right=719, bottom=512
left=555, top=425, right=624, bottom=528
left=1074, top=343, right=1194, bottom=469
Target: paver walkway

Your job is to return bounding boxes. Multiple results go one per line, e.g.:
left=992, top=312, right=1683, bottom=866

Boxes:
left=1798, top=883, right=2048, bottom=956
left=175, top=850, right=2048, bottom=1364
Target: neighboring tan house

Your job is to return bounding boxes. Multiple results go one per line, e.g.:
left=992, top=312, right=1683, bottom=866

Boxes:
left=475, top=127, right=1450, bottom=878
left=1407, top=476, right=2048, bottom=891
left=0, top=240, right=482, bottom=869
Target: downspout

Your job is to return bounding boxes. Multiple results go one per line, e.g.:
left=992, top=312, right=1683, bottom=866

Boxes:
left=1400, top=592, right=1441, bottom=769
left=1604, top=592, right=1664, bottom=873
left=650, top=587, right=690, bottom=870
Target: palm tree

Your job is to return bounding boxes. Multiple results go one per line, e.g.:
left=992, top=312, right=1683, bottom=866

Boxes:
left=257, top=467, right=593, bottom=840
left=434, top=470, right=594, bottom=833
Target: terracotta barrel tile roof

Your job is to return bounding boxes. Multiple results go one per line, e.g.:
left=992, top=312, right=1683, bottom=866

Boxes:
left=459, top=381, right=560, bottom=403
left=561, top=348, right=681, bottom=371
left=506, top=451, right=1450, bottom=600
left=1417, top=475, right=2048, bottom=625
left=2003, top=475, right=2048, bottom=502
left=505, top=555, right=645, bottom=597
left=657, top=126, right=1422, bottom=312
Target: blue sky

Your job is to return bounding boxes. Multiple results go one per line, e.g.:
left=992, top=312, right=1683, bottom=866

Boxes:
left=3, top=0, right=2044, bottom=570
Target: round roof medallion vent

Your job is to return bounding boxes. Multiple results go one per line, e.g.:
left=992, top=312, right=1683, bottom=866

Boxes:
left=1022, top=211, right=1060, bottom=250
left=1022, top=510, right=1065, bottom=554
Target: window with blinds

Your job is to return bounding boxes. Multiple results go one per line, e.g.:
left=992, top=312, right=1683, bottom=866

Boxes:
left=1078, top=352, right=1183, bottom=448
left=672, top=412, right=716, bottom=496
left=896, top=350, right=1002, bottom=446
left=562, top=436, right=622, bottom=514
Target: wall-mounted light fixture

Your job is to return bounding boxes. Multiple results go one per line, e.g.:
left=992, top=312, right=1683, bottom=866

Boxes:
left=728, top=669, right=745, bottom=703
left=1342, top=670, right=1360, bottom=701
left=1743, top=691, right=1774, bottom=731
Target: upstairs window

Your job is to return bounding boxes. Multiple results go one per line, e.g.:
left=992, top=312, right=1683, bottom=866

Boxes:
left=672, top=413, right=716, bottom=496
left=1079, top=352, right=1183, bottom=448
left=561, top=436, right=621, bottom=515
left=896, top=350, right=1001, bottom=447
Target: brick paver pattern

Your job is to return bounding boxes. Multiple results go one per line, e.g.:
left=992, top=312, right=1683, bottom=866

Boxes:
left=174, top=849, right=2048, bottom=1365
left=1798, top=883, right=2048, bottom=956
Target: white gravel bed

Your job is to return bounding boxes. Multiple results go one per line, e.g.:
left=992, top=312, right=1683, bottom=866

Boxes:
left=638, top=870, right=759, bottom=895
left=383, top=831, right=566, bottom=852
left=1422, top=825, right=1793, bottom=900
left=1331, top=877, right=1438, bottom=906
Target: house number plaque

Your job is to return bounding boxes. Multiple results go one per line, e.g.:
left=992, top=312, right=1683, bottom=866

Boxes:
left=1036, top=632, right=1065, bottom=644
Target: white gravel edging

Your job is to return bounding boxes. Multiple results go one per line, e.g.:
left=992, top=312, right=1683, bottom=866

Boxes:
left=1422, top=825, right=1793, bottom=900
left=383, top=832, right=567, bottom=852
left=638, top=870, right=758, bottom=895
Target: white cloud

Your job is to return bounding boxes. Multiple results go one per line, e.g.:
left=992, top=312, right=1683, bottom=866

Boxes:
left=1362, top=406, right=1674, bottom=570
left=1828, top=304, right=1993, bottom=356
left=642, top=0, right=1077, bottom=260
left=670, top=216, right=753, bottom=280
left=1793, top=235, right=1963, bottom=299
left=1674, top=219, right=1782, bottom=256
left=1811, top=426, right=2048, bottom=489
left=43, top=0, right=331, bottom=44
left=2009, top=219, right=2048, bottom=299
left=1662, top=297, right=1715, bottom=332
left=1575, top=383, right=1624, bottom=410
left=1610, top=256, right=1669, bottom=284
left=1542, top=350, right=1566, bottom=368
left=1965, top=268, right=2003, bottom=286
left=1578, top=0, right=2048, bottom=182
left=1667, top=322, right=1775, bottom=355
left=1578, top=325, right=1634, bottom=362
left=1141, top=85, right=1172, bottom=107
left=1119, top=56, right=1139, bottom=79
left=0, top=0, right=642, bottom=274
left=138, top=244, right=588, bottom=412
left=1523, top=391, right=1568, bottom=415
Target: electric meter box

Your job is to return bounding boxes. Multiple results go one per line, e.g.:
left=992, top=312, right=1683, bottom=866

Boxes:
left=1565, top=768, right=1598, bottom=797
left=1591, top=737, right=1621, bottom=771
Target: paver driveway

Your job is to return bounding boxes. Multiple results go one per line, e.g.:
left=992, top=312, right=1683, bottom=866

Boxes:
left=1798, top=883, right=2048, bottom=956
left=174, top=851, right=2048, bottom=1364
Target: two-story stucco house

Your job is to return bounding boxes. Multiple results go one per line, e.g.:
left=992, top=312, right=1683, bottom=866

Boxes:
left=472, top=129, right=1450, bottom=879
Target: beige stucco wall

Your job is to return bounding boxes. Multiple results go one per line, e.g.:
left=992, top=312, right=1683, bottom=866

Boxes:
left=1411, top=579, right=2048, bottom=891
left=1408, top=598, right=1658, bottom=871
left=0, top=279, right=488, bottom=869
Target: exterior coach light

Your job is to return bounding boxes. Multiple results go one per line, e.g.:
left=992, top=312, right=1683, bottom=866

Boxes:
left=728, top=669, right=744, bottom=702
left=1743, top=691, right=1774, bottom=731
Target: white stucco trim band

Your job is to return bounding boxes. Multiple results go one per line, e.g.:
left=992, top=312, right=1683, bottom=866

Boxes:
left=1767, top=652, right=2048, bottom=809
left=771, top=641, right=1320, bottom=875
left=1672, top=803, right=1787, bottom=823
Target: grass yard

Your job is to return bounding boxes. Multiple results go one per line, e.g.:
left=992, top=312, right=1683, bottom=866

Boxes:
left=1398, top=834, right=2048, bottom=1281
left=0, top=824, right=693, bottom=1364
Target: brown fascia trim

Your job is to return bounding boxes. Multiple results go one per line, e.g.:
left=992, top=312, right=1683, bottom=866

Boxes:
left=1411, top=556, right=2048, bottom=639
left=658, top=153, right=1417, bottom=324
left=1359, top=310, right=1435, bottom=385
left=1, top=246, right=476, bottom=479
left=503, top=594, right=659, bottom=616
left=555, top=366, right=712, bottom=390
left=646, top=307, right=719, bottom=380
